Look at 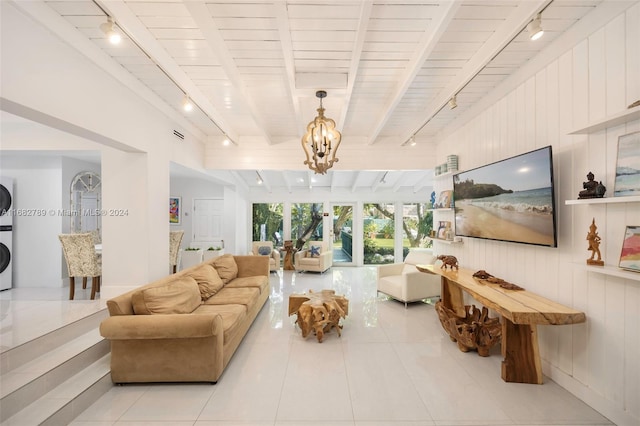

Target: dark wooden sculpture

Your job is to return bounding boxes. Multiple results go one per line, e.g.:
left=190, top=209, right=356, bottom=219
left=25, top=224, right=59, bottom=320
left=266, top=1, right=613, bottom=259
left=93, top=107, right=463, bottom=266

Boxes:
left=436, top=255, right=459, bottom=270
left=578, top=171, right=606, bottom=199
left=435, top=301, right=502, bottom=356
left=472, top=270, right=524, bottom=291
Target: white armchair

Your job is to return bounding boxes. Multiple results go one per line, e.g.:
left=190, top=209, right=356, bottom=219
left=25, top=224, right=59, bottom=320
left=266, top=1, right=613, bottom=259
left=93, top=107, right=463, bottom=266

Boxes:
left=377, top=249, right=440, bottom=307
left=294, top=242, right=332, bottom=273
left=250, top=241, right=280, bottom=272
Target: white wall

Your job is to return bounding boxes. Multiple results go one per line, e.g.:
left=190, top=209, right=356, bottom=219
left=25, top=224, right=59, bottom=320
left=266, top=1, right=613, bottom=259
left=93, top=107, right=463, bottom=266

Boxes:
left=0, top=2, right=208, bottom=296
left=434, top=3, right=640, bottom=425
left=170, top=176, right=224, bottom=248
left=0, top=156, right=63, bottom=287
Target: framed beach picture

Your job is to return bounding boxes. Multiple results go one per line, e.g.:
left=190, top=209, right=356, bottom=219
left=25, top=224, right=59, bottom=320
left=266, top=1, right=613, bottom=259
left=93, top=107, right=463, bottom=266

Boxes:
left=169, top=196, right=181, bottom=225
left=619, top=226, right=640, bottom=273
left=437, top=190, right=453, bottom=209
left=614, top=131, right=640, bottom=197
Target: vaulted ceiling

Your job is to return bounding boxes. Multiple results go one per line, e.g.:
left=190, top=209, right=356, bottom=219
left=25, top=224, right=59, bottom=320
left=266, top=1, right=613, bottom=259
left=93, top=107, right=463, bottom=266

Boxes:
left=10, top=0, right=604, bottom=192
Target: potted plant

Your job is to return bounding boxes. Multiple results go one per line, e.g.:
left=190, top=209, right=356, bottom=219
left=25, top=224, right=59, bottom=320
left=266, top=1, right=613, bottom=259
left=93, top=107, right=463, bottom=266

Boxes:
left=203, top=246, right=225, bottom=261
left=180, top=247, right=203, bottom=269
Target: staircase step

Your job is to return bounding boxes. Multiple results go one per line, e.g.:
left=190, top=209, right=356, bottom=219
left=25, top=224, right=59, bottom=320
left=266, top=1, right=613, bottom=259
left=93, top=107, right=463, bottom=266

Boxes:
left=0, top=328, right=110, bottom=421
left=1, top=308, right=108, bottom=373
left=2, top=354, right=112, bottom=426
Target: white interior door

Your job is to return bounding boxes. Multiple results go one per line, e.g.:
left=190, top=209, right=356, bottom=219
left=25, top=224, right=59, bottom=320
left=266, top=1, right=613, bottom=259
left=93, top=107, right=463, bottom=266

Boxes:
left=193, top=199, right=223, bottom=243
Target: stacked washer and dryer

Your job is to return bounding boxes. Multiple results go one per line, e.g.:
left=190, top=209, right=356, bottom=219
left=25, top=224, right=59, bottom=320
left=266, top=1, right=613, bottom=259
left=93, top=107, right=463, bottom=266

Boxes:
left=0, top=177, right=14, bottom=290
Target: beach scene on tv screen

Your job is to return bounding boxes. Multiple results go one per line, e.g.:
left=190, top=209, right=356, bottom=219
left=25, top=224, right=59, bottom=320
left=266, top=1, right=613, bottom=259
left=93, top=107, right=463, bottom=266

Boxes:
left=454, top=147, right=556, bottom=246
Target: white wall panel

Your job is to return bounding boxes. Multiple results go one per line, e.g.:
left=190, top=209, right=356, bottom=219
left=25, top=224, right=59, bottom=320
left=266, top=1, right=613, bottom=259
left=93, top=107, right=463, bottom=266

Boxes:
left=435, top=6, right=640, bottom=425
left=605, top=14, right=627, bottom=115
left=626, top=3, right=640, bottom=105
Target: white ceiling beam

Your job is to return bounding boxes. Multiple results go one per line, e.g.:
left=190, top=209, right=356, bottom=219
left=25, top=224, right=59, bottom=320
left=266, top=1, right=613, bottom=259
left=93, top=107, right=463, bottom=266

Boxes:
left=97, top=0, right=238, bottom=143
left=256, top=170, right=272, bottom=193
left=282, top=171, right=293, bottom=193
left=367, top=0, right=462, bottom=145
left=402, top=0, right=551, bottom=144
left=273, top=2, right=303, bottom=137
left=392, top=172, right=406, bottom=193
left=230, top=171, right=250, bottom=192
left=351, top=171, right=361, bottom=193
left=336, top=0, right=373, bottom=130
left=183, top=1, right=273, bottom=145
left=413, top=172, right=433, bottom=194
left=307, top=171, right=314, bottom=191
left=371, top=171, right=387, bottom=192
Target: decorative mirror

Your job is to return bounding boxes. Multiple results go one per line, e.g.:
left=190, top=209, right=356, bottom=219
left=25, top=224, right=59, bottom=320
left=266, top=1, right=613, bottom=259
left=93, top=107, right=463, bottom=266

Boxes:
left=70, top=171, right=101, bottom=235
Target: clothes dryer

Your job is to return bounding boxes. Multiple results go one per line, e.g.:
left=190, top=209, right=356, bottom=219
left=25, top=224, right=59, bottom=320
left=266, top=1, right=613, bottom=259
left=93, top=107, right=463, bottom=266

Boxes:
left=0, top=177, right=13, bottom=290
left=0, top=226, right=12, bottom=290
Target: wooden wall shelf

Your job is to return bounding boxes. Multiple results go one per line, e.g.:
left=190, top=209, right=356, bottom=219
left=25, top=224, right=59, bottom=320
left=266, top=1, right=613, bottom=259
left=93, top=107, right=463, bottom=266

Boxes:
left=572, top=263, right=640, bottom=282
left=569, top=105, right=640, bottom=134
left=565, top=196, right=640, bottom=205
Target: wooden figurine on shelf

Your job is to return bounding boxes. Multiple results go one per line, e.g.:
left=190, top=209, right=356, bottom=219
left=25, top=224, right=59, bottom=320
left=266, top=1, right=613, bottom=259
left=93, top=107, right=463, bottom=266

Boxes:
left=437, top=255, right=459, bottom=270
left=586, top=218, right=604, bottom=266
left=578, top=172, right=606, bottom=199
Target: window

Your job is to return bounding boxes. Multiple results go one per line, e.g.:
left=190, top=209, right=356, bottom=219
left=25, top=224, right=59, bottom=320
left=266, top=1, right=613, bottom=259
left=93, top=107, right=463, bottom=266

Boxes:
left=363, top=202, right=394, bottom=264
left=252, top=203, right=283, bottom=245
left=290, top=203, right=323, bottom=250
left=402, top=203, right=433, bottom=260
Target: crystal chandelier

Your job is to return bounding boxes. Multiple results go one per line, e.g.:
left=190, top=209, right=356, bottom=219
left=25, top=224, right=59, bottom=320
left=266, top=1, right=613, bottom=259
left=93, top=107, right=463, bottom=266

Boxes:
left=301, top=90, right=342, bottom=174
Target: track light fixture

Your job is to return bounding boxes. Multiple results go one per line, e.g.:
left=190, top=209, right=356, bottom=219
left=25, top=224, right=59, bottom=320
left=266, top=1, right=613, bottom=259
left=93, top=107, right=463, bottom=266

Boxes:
left=255, top=171, right=264, bottom=185
left=182, top=95, right=193, bottom=112
left=527, top=13, right=544, bottom=41
left=449, top=95, right=457, bottom=110
left=100, top=17, right=121, bottom=44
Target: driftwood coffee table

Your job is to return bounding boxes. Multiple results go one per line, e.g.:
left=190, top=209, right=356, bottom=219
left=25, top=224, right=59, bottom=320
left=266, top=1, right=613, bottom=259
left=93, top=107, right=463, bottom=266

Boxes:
left=289, top=289, right=349, bottom=343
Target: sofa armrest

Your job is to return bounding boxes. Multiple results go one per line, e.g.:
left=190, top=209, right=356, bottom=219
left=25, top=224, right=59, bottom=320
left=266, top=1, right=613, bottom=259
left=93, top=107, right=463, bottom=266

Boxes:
left=377, top=263, right=404, bottom=277
left=234, top=255, right=269, bottom=277
left=318, top=250, right=332, bottom=269
left=100, top=314, right=222, bottom=340
left=294, top=250, right=307, bottom=266
left=271, top=250, right=281, bottom=264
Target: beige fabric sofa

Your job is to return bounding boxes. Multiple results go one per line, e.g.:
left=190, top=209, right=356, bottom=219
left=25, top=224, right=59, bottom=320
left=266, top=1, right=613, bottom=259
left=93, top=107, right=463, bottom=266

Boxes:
left=294, top=242, right=332, bottom=273
left=99, top=254, right=269, bottom=384
left=377, top=249, right=440, bottom=307
left=249, top=241, right=280, bottom=272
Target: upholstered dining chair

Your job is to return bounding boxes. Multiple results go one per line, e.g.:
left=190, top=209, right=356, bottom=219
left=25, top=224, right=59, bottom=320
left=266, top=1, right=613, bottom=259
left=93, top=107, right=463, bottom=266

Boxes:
left=169, top=230, right=185, bottom=273
left=58, top=233, right=101, bottom=300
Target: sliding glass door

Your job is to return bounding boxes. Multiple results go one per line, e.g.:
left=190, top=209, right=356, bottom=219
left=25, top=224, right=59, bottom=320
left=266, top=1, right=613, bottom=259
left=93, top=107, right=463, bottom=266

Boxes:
left=331, top=204, right=354, bottom=266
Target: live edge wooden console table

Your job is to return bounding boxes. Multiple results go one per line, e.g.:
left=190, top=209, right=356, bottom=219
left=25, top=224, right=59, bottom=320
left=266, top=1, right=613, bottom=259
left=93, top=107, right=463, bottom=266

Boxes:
left=416, top=265, right=586, bottom=384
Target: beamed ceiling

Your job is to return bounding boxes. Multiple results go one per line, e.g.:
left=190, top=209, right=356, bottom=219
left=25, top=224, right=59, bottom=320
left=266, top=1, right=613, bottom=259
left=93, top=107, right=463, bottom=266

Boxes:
left=8, top=0, right=606, bottom=193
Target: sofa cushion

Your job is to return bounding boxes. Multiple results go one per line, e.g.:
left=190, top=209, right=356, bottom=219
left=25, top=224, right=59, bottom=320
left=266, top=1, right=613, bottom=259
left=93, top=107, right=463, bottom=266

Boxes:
left=224, top=276, right=269, bottom=294
left=186, top=264, right=224, bottom=300
left=257, top=245, right=272, bottom=256
left=203, top=287, right=260, bottom=312
left=309, top=245, right=321, bottom=258
left=298, top=257, right=320, bottom=266
left=192, top=304, right=247, bottom=343
left=131, top=276, right=201, bottom=315
left=211, top=254, right=239, bottom=284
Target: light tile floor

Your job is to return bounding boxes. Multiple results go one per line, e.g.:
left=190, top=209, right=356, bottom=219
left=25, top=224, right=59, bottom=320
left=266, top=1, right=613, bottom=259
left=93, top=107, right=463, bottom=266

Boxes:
left=3, top=267, right=615, bottom=425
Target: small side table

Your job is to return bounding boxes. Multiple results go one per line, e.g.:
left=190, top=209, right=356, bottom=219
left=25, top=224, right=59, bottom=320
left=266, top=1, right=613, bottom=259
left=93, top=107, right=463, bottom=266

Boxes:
left=282, top=240, right=296, bottom=270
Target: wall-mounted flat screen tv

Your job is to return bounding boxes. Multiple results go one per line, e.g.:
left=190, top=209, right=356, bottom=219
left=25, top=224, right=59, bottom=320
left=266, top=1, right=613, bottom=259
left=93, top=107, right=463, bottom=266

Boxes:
left=453, top=146, right=557, bottom=247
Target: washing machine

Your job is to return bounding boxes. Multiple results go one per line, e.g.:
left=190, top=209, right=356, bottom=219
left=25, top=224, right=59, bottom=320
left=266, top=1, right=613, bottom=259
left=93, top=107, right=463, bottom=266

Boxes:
left=0, top=177, right=14, bottom=290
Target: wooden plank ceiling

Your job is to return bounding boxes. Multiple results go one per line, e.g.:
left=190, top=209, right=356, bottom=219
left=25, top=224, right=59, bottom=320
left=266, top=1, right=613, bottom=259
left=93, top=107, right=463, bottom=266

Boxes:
left=26, top=0, right=603, bottom=192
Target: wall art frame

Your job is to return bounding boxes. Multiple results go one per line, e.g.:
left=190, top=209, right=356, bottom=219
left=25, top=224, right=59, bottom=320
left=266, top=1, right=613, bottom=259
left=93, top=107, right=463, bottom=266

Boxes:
left=170, top=196, right=181, bottom=225
left=614, top=130, right=640, bottom=197
left=619, top=225, right=640, bottom=273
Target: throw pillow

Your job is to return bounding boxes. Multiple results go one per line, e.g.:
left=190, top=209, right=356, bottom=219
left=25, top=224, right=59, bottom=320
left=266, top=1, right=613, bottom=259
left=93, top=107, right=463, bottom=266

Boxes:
left=131, top=277, right=201, bottom=315
left=309, top=245, right=321, bottom=258
left=257, top=245, right=272, bottom=256
left=211, top=254, right=239, bottom=284
left=186, top=264, right=224, bottom=300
